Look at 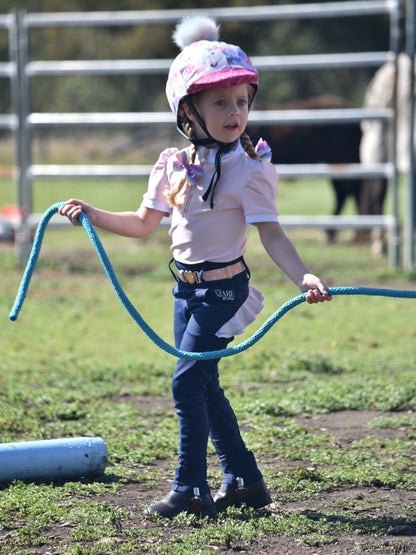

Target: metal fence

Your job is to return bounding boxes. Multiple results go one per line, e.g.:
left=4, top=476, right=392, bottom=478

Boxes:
left=0, top=1, right=409, bottom=267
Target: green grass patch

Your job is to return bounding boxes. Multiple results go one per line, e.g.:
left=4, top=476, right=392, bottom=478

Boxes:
left=1, top=176, right=415, bottom=553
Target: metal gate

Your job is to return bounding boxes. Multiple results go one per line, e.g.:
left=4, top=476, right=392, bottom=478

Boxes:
left=0, top=1, right=410, bottom=268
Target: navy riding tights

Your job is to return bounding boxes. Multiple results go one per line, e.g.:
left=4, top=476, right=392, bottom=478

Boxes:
left=171, top=270, right=263, bottom=495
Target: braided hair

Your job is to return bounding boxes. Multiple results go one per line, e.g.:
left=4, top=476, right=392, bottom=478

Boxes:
left=164, top=107, right=199, bottom=208
left=240, top=131, right=259, bottom=161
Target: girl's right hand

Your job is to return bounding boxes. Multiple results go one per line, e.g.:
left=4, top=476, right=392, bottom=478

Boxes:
left=58, top=199, right=91, bottom=226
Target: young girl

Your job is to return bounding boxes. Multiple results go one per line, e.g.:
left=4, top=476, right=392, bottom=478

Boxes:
left=59, top=16, right=332, bottom=519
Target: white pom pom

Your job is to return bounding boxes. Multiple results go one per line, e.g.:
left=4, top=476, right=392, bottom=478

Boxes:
left=173, top=16, right=220, bottom=50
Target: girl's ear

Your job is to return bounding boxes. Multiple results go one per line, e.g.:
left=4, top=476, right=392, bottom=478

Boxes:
left=182, top=100, right=196, bottom=123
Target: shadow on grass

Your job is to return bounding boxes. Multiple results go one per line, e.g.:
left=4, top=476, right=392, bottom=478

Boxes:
left=0, top=471, right=126, bottom=490
left=301, top=509, right=416, bottom=536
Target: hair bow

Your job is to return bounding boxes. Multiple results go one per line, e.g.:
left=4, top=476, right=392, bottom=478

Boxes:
left=255, top=138, right=272, bottom=163
left=172, top=150, right=203, bottom=187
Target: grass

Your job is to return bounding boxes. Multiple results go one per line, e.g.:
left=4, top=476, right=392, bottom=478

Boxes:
left=0, top=173, right=415, bottom=553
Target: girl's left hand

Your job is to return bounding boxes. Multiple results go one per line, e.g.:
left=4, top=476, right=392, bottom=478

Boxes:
left=300, top=274, right=332, bottom=304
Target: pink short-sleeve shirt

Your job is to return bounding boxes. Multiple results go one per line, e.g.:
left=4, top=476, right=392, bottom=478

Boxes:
left=141, top=142, right=279, bottom=264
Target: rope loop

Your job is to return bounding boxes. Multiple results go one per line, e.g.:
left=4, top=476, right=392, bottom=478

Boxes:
left=9, top=202, right=416, bottom=360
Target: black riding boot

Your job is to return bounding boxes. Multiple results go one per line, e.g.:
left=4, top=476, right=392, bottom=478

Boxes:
left=214, top=478, right=272, bottom=512
left=146, top=489, right=217, bottom=519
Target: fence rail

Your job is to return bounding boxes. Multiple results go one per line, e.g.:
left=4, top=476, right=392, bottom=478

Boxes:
left=28, top=163, right=394, bottom=181
left=26, top=107, right=392, bottom=128
left=23, top=1, right=398, bottom=27
left=0, top=115, right=17, bottom=130
left=19, top=214, right=394, bottom=233
left=0, top=0, right=410, bottom=268
left=26, top=52, right=394, bottom=77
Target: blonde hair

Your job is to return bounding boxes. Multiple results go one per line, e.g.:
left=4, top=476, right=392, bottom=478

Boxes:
left=241, top=131, right=259, bottom=161
left=165, top=108, right=199, bottom=208
left=165, top=104, right=260, bottom=208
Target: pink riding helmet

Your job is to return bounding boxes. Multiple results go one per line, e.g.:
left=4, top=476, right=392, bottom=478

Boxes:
left=166, top=16, right=259, bottom=133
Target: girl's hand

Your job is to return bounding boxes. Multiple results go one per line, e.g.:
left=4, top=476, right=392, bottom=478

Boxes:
left=300, top=274, right=332, bottom=304
left=58, top=199, right=90, bottom=227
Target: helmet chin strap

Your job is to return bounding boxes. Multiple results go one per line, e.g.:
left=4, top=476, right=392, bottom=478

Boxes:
left=183, top=97, right=238, bottom=209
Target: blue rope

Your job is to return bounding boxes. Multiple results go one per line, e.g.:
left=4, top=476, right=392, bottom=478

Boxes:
left=9, top=202, right=416, bottom=360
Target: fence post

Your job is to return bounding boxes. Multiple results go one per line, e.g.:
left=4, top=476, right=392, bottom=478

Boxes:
left=404, top=0, right=415, bottom=271
left=14, top=10, right=32, bottom=265
left=386, top=0, right=402, bottom=268
left=8, top=12, right=20, bottom=219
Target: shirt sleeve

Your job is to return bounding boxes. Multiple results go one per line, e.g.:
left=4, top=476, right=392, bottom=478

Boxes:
left=242, top=160, right=279, bottom=224
left=140, top=147, right=178, bottom=215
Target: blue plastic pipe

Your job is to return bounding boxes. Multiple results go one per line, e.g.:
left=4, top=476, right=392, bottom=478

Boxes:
left=0, top=437, right=108, bottom=483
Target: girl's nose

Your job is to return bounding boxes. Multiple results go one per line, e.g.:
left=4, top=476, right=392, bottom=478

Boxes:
left=229, top=102, right=240, bottom=115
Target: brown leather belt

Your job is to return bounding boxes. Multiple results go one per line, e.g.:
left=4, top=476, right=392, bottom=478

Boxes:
left=177, top=261, right=245, bottom=284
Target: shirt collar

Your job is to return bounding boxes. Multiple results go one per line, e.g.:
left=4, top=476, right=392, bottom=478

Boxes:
left=201, top=141, right=243, bottom=164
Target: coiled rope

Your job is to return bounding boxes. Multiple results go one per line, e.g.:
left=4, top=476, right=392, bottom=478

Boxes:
left=9, top=202, right=416, bottom=360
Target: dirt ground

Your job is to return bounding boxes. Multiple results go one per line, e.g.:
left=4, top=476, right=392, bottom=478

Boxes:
left=106, top=487, right=416, bottom=554
left=34, top=410, right=416, bottom=554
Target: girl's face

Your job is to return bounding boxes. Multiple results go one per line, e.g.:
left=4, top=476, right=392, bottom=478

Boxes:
left=185, top=84, right=251, bottom=144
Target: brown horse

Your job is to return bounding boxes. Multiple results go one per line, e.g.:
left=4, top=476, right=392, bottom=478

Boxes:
left=248, top=95, right=387, bottom=247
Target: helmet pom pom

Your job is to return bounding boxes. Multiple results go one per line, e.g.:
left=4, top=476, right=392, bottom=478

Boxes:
left=173, top=16, right=220, bottom=50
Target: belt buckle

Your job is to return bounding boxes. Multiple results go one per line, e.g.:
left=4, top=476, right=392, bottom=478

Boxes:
left=179, top=270, right=201, bottom=284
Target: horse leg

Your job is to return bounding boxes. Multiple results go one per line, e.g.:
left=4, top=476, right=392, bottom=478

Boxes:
left=326, top=179, right=346, bottom=243
left=358, top=178, right=388, bottom=256
left=371, top=178, right=388, bottom=258
left=328, top=179, right=364, bottom=243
